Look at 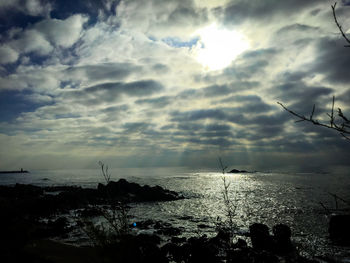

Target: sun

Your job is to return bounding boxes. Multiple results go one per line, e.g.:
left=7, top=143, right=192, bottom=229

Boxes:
left=193, top=24, right=250, bottom=71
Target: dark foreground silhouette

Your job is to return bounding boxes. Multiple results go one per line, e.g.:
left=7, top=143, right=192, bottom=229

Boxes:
left=0, top=179, right=347, bottom=263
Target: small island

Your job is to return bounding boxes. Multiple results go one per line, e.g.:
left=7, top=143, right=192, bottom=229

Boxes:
left=227, top=168, right=249, bottom=173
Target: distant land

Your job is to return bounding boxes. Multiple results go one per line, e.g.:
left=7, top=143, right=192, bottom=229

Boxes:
left=0, top=169, right=29, bottom=174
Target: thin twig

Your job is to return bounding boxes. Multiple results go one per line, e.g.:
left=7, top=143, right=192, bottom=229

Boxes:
left=332, top=2, right=350, bottom=47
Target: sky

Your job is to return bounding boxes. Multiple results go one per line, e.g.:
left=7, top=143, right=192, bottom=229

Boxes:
left=0, top=0, right=349, bottom=172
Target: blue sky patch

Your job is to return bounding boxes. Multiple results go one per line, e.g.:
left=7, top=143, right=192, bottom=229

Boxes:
left=162, top=37, right=199, bottom=48
left=0, top=90, right=51, bottom=122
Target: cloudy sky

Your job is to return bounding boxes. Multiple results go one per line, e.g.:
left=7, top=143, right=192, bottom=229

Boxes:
left=0, top=0, right=349, bottom=171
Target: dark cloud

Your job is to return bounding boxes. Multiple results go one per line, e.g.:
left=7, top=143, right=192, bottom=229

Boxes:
left=221, top=0, right=324, bottom=25
left=272, top=23, right=321, bottom=47
left=176, top=123, right=232, bottom=135
left=177, top=81, right=260, bottom=102
left=101, top=105, right=129, bottom=113
left=65, top=80, right=163, bottom=105
left=173, top=136, right=233, bottom=147
left=219, top=94, right=266, bottom=103
left=135, top=96, right=172, bottom=108
left=275, top=81, right=333, bottom=101
left=276, top=23, right=319, bottom=35
left=221, top=49, right=277, bottom=80
left=223, top=60, right=269, bottom=80
left=312, top=37, right=350, bottom=83
left=278, top=71, right=310, bottom=83
left=160, top=124, right=175, bottom=130
left=202, top=84, right=234, bottom=97
left=205, top=124, right=231, bottom=131
left=171, top=106, right=285, bottom=126
left=171, top=109, right=228, bottom=122
left=123, top=122, right=150, bottom=133
left=152, top=63, right=169, bottom=73
left=274, top=81, right=334, bottom=116
left=240, top=48, right=278, bottom=60
left=310, top=9, right=321, bottom=16
left=338, top=89, right=350, bottom=103
left=65, top=62, right=140, bottom=82
left=154, top=0, right=208, bottom=28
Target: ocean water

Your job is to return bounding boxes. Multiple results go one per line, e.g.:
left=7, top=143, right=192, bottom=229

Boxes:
left=1, top=167, right=350, bottom=259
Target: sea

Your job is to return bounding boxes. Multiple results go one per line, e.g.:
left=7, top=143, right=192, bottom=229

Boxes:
left=1, top=167, right=350, bottom=261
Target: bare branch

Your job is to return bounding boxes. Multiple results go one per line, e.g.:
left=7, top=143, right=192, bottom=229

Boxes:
left=278, top=98, right=350, bottom=141
left=99, top=161, right=111, bottom=184
left=332, top=2, right=350, bottom=47
left=218, top=157, right=227, bottom=174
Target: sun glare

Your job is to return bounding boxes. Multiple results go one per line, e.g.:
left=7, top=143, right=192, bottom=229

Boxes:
left=194, top=24, right=250, bottom=71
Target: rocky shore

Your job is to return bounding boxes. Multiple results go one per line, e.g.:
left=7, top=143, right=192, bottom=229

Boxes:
left=0, top=179, right=347, bottom=262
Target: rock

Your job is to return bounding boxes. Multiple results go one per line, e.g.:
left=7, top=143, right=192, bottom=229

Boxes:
left=78, top=207, right=102, bottom=218
left=209, top=229, right=231, bottom=246
left=102, top=233, right=166, bottom=263
left=154, top=221, right=162, bottom=229
left=47, top=217, right=69, bottom=236
left=137, top=233, right=161, bottom=245
left=329, top=214, right=350, bottom=245
left=161, top=243, right=183, bottom=262
left=98, top=179, right=182, bottom=202
left=272, top=224, right=294, bottom=254
left=155, top=226, right=182, bottom=236
left=171, top=236, right=186, bottom=244
left=135, top=219, right=155, bottom=229
left=14, top=184, right=43, bottom=197
left=0, top=180, right=182, bottom=218
left=227, top=247, right=279, bottom=263
left=235, top=238, right=248, bottom=249
left=186, top=235, right=221, bottom=263
left=249, top=223, right=273, bottom=251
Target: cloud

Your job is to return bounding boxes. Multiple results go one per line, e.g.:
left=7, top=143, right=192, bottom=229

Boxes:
left=3, top=14, right=87, bottom=61
left=33, top=14, right=88, bottom=48
left=1, top=0, right=349, bottom=171
left=64, top=79, right=164, bottom=105
left=221, top=0, right=325, bottom=25
left=312, top=37, right=350, bottom=83
left=122, top=122, right=150, bottom=133
left=135, top=96, right=172, bottom=108
left=65, top=62, right=140, bottom=83
left=0, top=45, right=19, bottom=64
left=0, top=0, right=52, bottom=17
left=50, top=0, right=119, bottom=20
left=9, top=29, right=53, bottom=56
left=115, top=0, right=208, bottom=38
